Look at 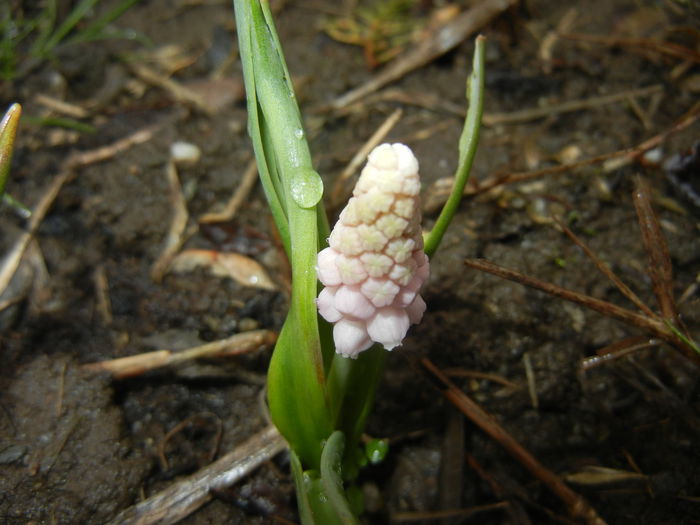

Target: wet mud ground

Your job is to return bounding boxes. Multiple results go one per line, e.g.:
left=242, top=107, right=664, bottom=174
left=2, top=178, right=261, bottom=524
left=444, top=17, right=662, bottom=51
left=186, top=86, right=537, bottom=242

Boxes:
left=1, top=0, right=700, bottom=523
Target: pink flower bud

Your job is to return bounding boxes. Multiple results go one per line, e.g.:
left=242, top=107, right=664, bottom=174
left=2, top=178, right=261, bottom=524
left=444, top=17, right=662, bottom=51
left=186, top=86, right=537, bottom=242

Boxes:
left=316, top=143, right=429, bottom=358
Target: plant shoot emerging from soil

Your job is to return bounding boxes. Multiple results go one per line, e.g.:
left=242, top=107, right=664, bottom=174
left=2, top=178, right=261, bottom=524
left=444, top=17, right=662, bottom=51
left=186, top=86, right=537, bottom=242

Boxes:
left=233, top=1, right=483, bottom=522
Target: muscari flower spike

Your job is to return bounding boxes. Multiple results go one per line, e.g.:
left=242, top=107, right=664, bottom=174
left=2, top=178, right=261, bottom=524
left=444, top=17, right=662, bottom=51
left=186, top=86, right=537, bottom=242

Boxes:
left=316, top=143, right=429, bottom=358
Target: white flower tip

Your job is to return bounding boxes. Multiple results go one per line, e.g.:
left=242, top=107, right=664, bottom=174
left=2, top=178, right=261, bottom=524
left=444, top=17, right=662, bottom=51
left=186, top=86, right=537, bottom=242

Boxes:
left=392, top=143, right=419, bottom=177
left=368, top=143, right=399, bottom=171
left=367, top=307, right=410, bottom=351
left=334, top=319, right=372, bottom=358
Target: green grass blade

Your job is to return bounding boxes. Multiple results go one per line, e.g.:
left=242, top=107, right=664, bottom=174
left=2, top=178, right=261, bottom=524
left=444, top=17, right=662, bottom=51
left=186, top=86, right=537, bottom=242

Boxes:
left=3, top=193, right=31, bottom=218
left=67, top=0, right=140, bottom=44
left=29, top=0, right=58, bottom=57
left=664, top=320, right=700, bottom=356
left=23, top=115, right=95, bottom=133
left=35, top=0, right=99, bottom=57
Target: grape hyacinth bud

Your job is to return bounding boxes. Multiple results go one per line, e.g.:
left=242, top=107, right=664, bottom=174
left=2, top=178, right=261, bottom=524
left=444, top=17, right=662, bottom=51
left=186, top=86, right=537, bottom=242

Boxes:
left=316, top=143, right=429, bottom=358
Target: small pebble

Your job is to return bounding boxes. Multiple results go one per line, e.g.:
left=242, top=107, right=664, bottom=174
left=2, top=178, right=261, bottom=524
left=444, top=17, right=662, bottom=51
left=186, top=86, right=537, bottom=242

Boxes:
left=642, top=147, right=663, bottom=165
left=170, top=141, right=201, bottom=166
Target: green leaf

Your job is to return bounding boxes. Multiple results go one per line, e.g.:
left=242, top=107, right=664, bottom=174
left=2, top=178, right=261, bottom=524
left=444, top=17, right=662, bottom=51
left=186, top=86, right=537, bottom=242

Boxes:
left=33, top=0, right=100, bottom=57
left=234, top=0, right=333, bottom=469
left=267, top=314, right=332, bottom=468
left=423, top=35, right=485, bottom=257
left=320, top=432, right=360, bottom=525
left=291, top=436, right=359, bottom=525
left=235, top=1, right=290, bottom=255
left=291, top=449, right=318, bottom=525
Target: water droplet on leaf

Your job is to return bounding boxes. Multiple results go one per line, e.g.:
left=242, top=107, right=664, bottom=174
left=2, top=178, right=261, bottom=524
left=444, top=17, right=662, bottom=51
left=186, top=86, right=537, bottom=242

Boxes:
left=290, top=167, right=323, bottom=209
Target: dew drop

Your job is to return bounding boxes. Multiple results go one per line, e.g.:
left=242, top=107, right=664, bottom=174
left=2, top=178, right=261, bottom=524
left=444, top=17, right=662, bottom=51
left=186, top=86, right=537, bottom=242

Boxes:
left=290, top=167, right=323, bottom=209
left=294, top=128, right=304, bottom=139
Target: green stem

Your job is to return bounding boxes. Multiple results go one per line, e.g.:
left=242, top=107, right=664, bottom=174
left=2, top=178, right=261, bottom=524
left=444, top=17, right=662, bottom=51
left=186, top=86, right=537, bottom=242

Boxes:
left=424, top=35, right=485, bottom=258
left=329, top=346, right=386, bottom=479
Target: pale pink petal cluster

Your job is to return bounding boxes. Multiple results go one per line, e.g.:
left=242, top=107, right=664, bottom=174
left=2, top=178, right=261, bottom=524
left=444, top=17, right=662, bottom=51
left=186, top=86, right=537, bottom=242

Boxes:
left=316, top=143, right=429, bottom=358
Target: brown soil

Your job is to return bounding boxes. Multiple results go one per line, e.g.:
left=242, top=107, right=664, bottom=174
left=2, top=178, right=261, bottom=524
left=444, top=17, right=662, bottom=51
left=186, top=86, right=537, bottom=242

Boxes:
left=1, top=1, right=699, bottom=524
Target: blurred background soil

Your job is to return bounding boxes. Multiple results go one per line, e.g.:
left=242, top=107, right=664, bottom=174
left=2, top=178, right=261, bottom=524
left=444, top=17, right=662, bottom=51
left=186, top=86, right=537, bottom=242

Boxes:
left=1, top=0, right=699, bottom=523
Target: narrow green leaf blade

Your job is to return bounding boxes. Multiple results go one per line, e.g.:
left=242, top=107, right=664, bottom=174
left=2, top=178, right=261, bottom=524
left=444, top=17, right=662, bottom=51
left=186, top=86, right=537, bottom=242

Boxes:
left=234, top=0, right=333, bottom=469
left=424, top=35, right=485, bottom=257
left=320, top=431, right=360, bottom=525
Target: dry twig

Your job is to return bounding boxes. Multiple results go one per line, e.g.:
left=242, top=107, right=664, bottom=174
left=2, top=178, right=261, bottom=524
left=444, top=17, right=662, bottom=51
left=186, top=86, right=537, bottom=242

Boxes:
left=330, top=0, right=518, bottom=110
left=422, top=358, right=608, bottom=525
left=464, top=258, right=699, bottom=366
left=0, top=172, right=70, bottom=299
left=561, top=33, right=700, bottom=64
left=632, top=178, right=679, bottom=323
left=151, top=160, right=193, bottom=282
left=442, top=367, right=519, bottom=390
left=464, top=453, right=532, bottom=524
left=330, top=87, right=465, bottom=119
left=580, top=336, right=658, bottom=371
left=83, top=329, right=277, bottom=379
left=93, top=264, right=113, bottom=325
left=106, top=424, right=286, bottom=525
left=424, top=101, right=700, bottom=212
left=64, top=125, right=159, bottom=169
left=127, top=61, right=213, bottom=114
left=482, top=84, right=663, bottom=126
left=35, top=93, right=89, bottom=119
left=554, top=217, right=655, bottom=318
left=199, top=159, right=258, bottom=224
left=465, top=178, right=700, bottom=365
left=538, top=8, right=578, bottom=74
